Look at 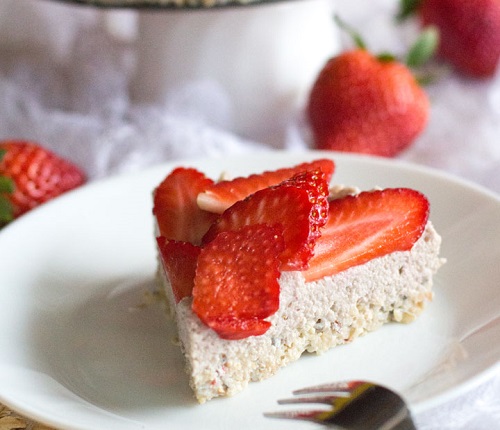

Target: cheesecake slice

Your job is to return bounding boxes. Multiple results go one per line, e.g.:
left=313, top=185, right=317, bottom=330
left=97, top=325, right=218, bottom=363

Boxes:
left=153, top=159, right=445, bottom=403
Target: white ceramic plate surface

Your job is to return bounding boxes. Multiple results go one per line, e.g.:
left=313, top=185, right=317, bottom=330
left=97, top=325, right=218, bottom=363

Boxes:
left=0, top=151, right=499, bottom=430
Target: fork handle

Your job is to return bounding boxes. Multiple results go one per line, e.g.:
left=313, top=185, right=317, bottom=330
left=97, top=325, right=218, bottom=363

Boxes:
left=321, top=386, right=417, bottom=430
left=392, top=414, right=417, bottom=430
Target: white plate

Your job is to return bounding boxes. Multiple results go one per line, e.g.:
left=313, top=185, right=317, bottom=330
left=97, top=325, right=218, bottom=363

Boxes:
left=0, top=151, right=499, bottom=430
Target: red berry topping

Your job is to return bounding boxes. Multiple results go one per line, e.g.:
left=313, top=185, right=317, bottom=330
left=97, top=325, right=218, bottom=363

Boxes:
left=202, top=169, right=329, bottom=271
left=197, top=159, right=335, bottom=214
left=153, top=167, right=217, bottom=245
left=302, top=188, right=430, bottom=282
left=157, top=237, right=201, bottom=303
left=192, top=224, right=285, bottom=340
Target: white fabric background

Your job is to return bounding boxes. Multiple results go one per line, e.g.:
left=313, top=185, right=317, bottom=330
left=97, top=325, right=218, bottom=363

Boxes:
left=0, top=0, right=498, bottom=428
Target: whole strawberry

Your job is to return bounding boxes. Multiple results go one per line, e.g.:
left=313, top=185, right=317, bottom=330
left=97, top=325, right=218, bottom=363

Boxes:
left=400, top=0, right=500, bottom=77
left=308, top=48, right=430, bottom=156
left=0, top=140, right=86, bottom=225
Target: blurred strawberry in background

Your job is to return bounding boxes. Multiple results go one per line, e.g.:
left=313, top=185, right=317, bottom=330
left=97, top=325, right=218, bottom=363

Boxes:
left=399, top=0, right=500, bottom=78
left=307, top=18, right=437, bottom=157
left=0, top=140, right=86, bottom=226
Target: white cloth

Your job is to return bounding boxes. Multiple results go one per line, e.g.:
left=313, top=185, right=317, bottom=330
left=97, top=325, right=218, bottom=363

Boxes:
left=0, top=0, right=498, bottom=428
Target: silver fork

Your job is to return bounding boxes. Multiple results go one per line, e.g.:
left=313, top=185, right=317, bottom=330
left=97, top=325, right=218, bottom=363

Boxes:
left=264, top=380, right=416, bottom=429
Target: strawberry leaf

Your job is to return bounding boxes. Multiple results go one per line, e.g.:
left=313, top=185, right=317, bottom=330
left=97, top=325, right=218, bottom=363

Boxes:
left=0, top=148, right=14, bottom=226
left=0, top=176, right=14, bottom=194
left=406, top=26, right=439, bottom=68
left=0, top=195, right=14, bottom=225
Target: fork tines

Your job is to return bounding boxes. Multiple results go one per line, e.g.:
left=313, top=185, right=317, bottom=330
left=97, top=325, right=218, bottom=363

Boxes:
left=265, top=381, right=371, bottom=423
left=276, top=381, right=360, bottom=406
left=264, top=380, right=416, bottom=429
left=292, top=380, right=365, bottom=395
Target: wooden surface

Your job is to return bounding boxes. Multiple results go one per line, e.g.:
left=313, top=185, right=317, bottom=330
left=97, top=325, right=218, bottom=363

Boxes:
left=0, top=404, right=53, bottom=430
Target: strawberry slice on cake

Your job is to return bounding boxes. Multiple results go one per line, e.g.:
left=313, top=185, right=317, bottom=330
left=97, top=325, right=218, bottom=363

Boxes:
left=193, top=224, right=285, bottom=340
left=153, top=158, right=445, bottom=403
left=197, top=158, right=335, bottom=214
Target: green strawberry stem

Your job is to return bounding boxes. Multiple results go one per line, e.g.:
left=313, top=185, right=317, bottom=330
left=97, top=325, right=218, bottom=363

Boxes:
left=334, top=15, right=367, bottom=50
left=334, top=14, right=438, bottom=84
left=377, top=53, right=397, bottom=63
left=334, top=15, right=396, bottom=63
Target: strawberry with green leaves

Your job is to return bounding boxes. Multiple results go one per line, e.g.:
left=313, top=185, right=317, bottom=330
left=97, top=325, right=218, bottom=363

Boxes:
left=399, top=0, right=500, bottom=77
left=0, top=140, right=86, bottom=227
left=308, top=20, right=437, bottom=157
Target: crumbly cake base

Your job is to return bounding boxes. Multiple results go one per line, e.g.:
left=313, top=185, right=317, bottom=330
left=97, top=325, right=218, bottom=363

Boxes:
left=158, top=222, right=444, bottom=403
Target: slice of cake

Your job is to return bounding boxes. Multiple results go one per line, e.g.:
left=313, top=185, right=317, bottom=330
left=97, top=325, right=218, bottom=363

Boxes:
left=153, top=158, right=445, bottom=403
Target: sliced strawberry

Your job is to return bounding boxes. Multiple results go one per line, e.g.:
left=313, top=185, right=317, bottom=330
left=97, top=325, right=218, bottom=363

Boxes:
left=157, top=236, right=201, bottom=303
left=202, top=169, right=329, bottom=271
left=301, top=188, right=430, bottom=282
left=192, top=224, right=285, bottom=340
left=203, top=317, right=275, bottom=341
left=197, top=159, right=335, bottom=214
left=153, top=167, right=218, bottom=245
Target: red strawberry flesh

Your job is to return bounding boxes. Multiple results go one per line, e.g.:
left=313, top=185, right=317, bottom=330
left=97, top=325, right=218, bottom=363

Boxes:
left=192, top=224, right=285, bottom=340
left=302, top=188, right=430, bottom=282
left=197, top=159, right=335, bottom=214
left=153, top=167, right=217, bottom=245
left=157, top=237, right=201, bottom=303
left=202, top=169, right=329, bottom=271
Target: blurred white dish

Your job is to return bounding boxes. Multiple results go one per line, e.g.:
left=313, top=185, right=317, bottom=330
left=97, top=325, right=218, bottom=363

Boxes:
left=0, top=151, right=499, bottom=430
left=130, top=0, right=340, bottom=145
